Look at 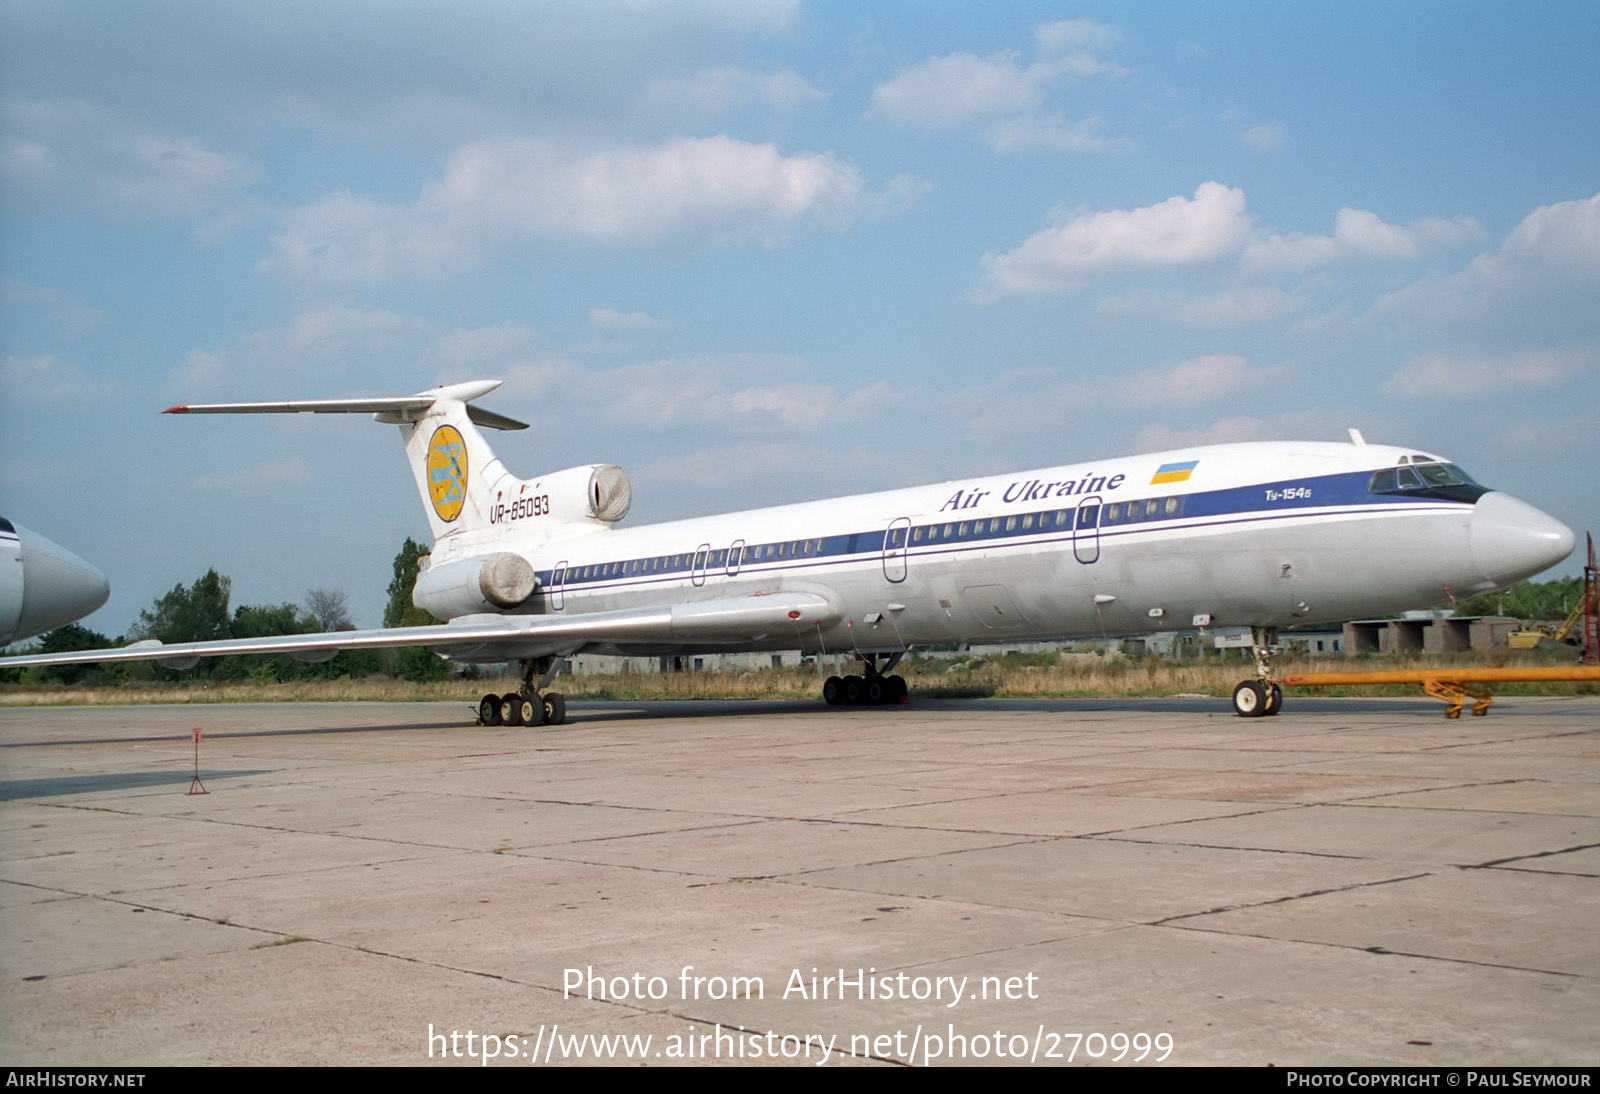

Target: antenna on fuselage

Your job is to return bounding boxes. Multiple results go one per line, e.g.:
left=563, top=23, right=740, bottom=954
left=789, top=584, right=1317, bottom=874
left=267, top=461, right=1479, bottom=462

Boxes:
left=1348, top=428, right=1367, bottom=445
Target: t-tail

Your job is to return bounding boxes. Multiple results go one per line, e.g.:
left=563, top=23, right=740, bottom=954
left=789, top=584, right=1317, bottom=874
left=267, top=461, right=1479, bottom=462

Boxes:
left=163, top=379, right=632, bottom=545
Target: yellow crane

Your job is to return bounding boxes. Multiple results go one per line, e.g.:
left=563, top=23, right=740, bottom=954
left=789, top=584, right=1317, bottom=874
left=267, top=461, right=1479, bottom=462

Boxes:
left=1506, top=587, right=1592, bottom=649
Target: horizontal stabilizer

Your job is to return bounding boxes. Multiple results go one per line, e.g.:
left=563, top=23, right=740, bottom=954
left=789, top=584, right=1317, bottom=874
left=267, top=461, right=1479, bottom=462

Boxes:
left=162, top=380, right=529, bottom=430
left=466, top=405, right=530, bottom=432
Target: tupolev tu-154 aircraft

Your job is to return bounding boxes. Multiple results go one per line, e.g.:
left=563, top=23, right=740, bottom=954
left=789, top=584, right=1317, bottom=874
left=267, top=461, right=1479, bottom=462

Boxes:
left=0, top=380, right=1575, bottom=724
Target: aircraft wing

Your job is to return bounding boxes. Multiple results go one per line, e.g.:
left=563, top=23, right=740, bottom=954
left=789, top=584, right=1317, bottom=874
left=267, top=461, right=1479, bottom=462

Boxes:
left=1, top=592, right=838, bottom=670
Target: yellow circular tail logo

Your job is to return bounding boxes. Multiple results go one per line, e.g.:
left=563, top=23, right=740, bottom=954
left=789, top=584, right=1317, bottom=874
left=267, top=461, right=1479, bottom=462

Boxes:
left=427, top=425, right=468, bottom=522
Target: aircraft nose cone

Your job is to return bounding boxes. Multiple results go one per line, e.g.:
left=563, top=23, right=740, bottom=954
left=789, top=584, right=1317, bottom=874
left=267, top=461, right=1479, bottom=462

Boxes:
left=15, top=525, right=111, bottom=640
left=1470, top=492, right=1575, bottom=588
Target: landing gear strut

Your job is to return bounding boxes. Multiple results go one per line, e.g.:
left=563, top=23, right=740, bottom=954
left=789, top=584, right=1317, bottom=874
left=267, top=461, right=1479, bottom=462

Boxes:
left=1231, top=627, right=1282, bottom=718
left=822, top=653, right=909, bottom=707
left=479, top=656, right=569, bottom=726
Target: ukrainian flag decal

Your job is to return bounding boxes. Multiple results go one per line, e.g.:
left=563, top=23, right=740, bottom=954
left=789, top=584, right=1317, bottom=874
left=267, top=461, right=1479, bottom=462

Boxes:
left=427, top=425, right=468, bottom=522
left=1151, top=460, right=1198, bottom=485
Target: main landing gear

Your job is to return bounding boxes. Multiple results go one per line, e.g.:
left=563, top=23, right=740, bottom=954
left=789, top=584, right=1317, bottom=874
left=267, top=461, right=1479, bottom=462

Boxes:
left=822, top=653, right=909, bottom=707
left=1231, top=626, right=1283, bottom=718
left=478, top=656, right=569, bottom=727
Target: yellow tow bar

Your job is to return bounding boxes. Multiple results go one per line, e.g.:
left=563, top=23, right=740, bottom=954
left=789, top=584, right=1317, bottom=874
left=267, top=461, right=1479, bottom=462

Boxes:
left=1273, top=666, right=1600, bottom=719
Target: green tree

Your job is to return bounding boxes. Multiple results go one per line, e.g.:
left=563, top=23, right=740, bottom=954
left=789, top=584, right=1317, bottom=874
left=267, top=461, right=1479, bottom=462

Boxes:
left=127, top=569, right=232, bottom=680
left=7, top=623, right=111, bottom=685
left=132, top=569, right=232, bottom=644
left=384, top=537, right=448, bottom=680
left=125, top=572, right=344, bottom=683
left=1453, top=577, right=1584, bottom=620
left=385, top=538, right=434, bottom=627
left=232, top=602, right=308, bottom=638
left=217, top=602, right=318, bottom=682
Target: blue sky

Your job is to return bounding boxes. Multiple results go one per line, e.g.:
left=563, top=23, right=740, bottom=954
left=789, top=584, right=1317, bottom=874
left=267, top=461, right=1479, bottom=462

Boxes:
left=3, top=1, right=1597, bottom=634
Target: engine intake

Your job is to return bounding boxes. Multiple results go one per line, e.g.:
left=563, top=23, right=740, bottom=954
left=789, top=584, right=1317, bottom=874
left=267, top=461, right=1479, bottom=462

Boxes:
left=413, top=551, right=537, bottom=620
left=529, top=464, right=632, bottom=524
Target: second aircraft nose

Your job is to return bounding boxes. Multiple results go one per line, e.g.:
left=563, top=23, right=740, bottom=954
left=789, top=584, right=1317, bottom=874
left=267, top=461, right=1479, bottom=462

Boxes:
left=1469, top=491, right=1576, bottom=589
left=14, top=525, right=112, bottom=642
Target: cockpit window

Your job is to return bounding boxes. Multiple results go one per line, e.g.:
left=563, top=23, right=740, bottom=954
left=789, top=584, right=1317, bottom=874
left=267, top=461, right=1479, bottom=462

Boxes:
left=1414, top=463, right=1465, bottom=488
left=1369, top=461, right=1487, bottom=502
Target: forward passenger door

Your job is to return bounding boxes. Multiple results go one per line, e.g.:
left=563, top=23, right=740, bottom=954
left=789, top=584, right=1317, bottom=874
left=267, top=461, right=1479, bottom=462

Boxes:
left=1074, top=498, right=1101, bottom=564
left=883, top=517, right=911, bottom=583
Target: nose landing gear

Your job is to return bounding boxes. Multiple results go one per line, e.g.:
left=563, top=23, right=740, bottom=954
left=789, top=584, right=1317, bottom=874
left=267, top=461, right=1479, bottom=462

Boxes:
left=1231, top=627, right=1283, bottom=718
left=1231, top=678, right=1282, bottom=718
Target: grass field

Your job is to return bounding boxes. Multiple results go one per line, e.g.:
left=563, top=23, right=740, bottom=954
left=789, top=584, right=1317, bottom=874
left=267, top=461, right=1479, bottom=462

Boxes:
left=2, top=648, right=1590, bottom=707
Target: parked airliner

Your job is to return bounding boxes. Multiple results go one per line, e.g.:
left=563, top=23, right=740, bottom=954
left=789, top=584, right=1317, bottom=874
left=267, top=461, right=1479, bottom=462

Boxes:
left=1, top=519, right=111, bottom=647
left=0, top=380, right=1574, bottom=722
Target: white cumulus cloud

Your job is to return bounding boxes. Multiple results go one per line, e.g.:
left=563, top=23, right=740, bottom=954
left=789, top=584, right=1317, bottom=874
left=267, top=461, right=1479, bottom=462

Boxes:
left=872, top=52, right=1044, bottom=128
left=263, top=136, right=868, bottom=285
left=0, top=354, right=102, bottom=404
left=594, top=355, right=839, bottom=433
left=979, top=182, right=1251, bottom=297
left=1246, top=207, right=1481, bottom=270
left=173, top=304, right=438, bottom=395
left=1238, top=123, right=1287, bottom=151
left=1, top=101, right=256, bottom=220
left=639, top=66, right=827, bottom=120
left=1033, top=19, right=1123, bottom=57
left=588, top=309, right=660, bottom=332
left=869, top=20, right=1124, bottom=152
left=1373, top=192, right=1600, bottom=340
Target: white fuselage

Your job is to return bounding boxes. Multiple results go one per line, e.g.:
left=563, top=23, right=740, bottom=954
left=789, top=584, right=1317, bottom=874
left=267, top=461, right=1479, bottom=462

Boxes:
left=419, top=440, right=1570, bottom=661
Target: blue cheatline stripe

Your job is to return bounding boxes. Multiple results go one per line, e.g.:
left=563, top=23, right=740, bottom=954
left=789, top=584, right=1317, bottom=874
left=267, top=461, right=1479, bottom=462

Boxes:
left=535, top=469, right=1472, bottom=594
